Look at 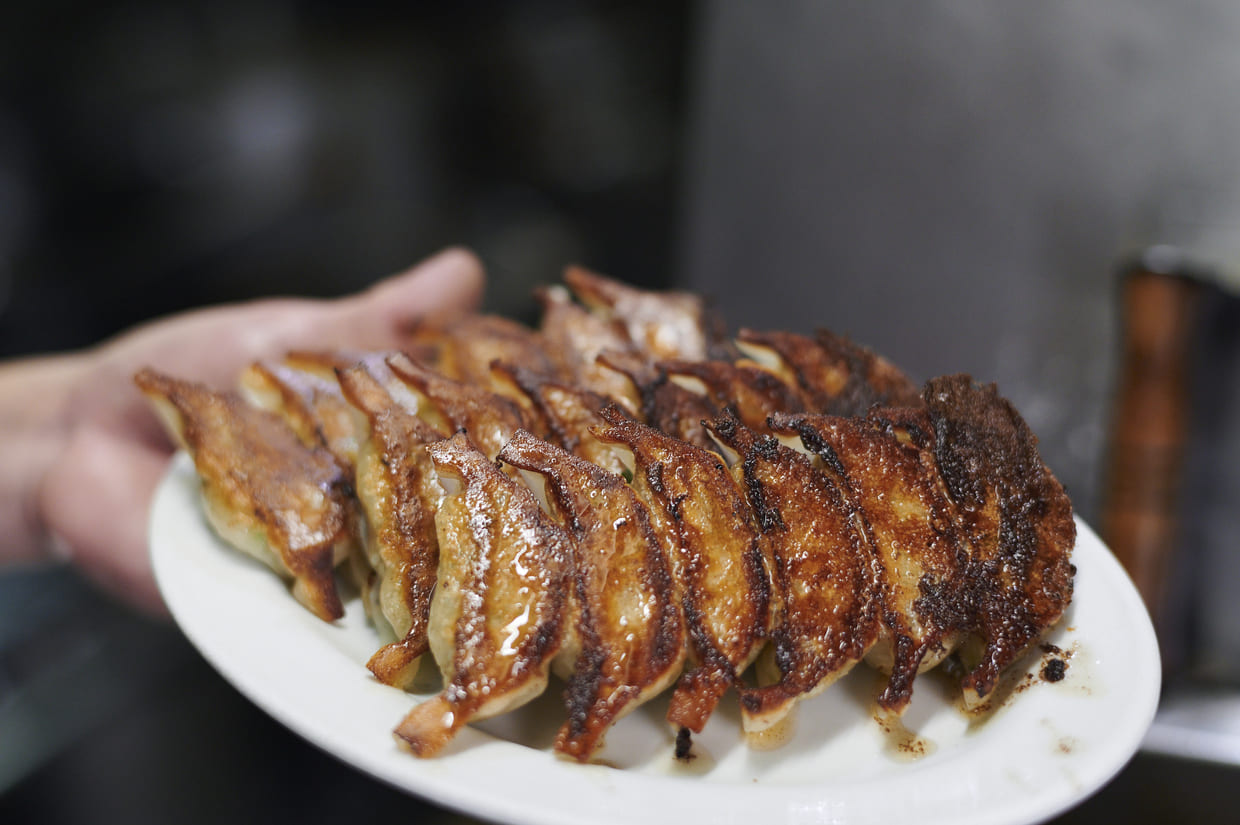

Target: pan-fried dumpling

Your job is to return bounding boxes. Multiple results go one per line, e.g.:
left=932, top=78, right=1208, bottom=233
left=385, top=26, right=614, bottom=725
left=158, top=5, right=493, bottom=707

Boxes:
left=394, top=433, right=573, bottom=756
left=497, top=430, right=686, bottom=762
left=336, top=358, right=447, bottom=688
left=135, top=368, right=356, bottom=621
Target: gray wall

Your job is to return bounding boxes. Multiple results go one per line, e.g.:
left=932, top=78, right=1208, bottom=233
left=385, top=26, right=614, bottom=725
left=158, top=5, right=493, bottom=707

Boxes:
left=678, top=1, right=1240, bottom=677
left=680, top=0, right=1240, bottom=517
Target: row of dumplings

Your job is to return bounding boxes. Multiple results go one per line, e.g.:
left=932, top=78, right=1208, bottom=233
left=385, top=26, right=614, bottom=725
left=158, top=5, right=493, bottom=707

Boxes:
left=136, top=268, right=1075, bottom=762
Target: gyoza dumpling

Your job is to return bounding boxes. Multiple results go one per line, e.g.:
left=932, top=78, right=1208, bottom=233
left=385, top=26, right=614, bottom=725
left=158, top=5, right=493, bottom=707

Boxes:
left=336, top=357, right=447, bottom=688
left=407, top=312, right=564, bottom=396
left=593, top=408, right=775, bottom=748
left=595, top=348, right=719, bottom=454
left=394, top=433, right=573, bottom=756
left=735, top=328, right=921, bottom=417
left=912, top=376, right=1076, bottom=708
left=770, top=410, right=968, bottom=717
left=658, top=357, right=806, bottom=434
left=705, top=412, right=881, bottom=732
left=135, top=368, right=356, bottom=621
left=536, top=284, right=643, bottom=414
left=498, top=430, right=686, bottom=762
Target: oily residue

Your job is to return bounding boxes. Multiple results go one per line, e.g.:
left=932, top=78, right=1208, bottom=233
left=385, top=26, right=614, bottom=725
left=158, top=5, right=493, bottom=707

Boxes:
left=745, top=711, right=797, bottom=752
left=957, top=639, right=1079, bottom=727
left=875, top=714, right=937, bottom=762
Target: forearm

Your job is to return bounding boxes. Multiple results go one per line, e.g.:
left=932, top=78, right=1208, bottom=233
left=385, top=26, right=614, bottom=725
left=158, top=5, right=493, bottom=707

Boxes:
left=0, top=353, right=89, bottom=564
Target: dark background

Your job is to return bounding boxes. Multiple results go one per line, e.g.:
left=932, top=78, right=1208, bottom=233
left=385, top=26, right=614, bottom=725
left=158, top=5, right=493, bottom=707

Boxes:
left=0, top=1, right=689, bottom=359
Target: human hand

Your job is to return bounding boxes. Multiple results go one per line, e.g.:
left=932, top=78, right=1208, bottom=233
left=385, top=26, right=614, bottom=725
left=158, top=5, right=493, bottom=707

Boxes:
left=3, top=248, right=484, bottom=615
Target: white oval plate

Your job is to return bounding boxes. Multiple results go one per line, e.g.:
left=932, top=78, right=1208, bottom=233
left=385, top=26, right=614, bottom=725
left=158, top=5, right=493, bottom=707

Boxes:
left=151, top=452, right=1160, bottom=825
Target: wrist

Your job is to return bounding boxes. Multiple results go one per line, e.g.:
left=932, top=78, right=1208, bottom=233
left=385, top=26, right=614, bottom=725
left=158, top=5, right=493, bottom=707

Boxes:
left=0, top=352, right=90, bottom=564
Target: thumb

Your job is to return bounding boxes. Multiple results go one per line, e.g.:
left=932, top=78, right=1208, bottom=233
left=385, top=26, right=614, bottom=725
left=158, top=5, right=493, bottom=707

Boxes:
left=332, top=247, right=486, bottom=348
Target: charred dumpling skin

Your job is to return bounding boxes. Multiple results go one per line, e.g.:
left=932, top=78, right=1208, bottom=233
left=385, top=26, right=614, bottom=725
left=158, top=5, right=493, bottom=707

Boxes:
left=735, top=329, right=850, bottom=412
left=770, top=411, right=968, bottom=716
left=497, top=430, right=686, bottom=762
left=706, top=413, right=880, bottom=732
left=914, top=375, right=1076, bottom=707
left=135, top=368, right=354, bottom=621
left=395, top=433, right=573, bottom=757
left=594, top=408, right=773, bottom=740
left=814, top=329, right=923, bottom=414
left=336, top=359, right=446, bottom=689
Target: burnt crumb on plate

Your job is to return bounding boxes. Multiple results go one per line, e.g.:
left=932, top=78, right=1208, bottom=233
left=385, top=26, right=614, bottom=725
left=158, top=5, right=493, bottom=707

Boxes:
left=674, top=726, right=695, bottom=761
left=1038, top=644, right=1069, bottom=683
left=1042, top=658, right=1067, bottom=683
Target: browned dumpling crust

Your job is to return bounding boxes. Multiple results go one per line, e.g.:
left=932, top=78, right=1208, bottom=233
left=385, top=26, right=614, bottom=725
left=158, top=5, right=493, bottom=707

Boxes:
left=135, top=368, right=355, bottom=621
left=706, top=413, right=881, bottom=732
left=770, top=411, right=968, bottom=716
left=814, top=329, right=923, bottom=414
left=498, top=430, right=686, bottom=762
left=595, top=348, right=720, bottom=454
left=659, top=357, right=806, bottom=433
left=912, top=375, right=1076, bottom=707
left=407, top=312, right=564, bottom=395
left=594, top=408, right=774, bottom=742
left=395, top=433, right=573, bottom=757
left=336, top=359, right=446, bottom=688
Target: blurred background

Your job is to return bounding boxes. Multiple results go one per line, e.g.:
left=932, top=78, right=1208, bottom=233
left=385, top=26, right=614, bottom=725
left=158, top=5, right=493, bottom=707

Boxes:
left=2, top=2, right=1238, bottom=822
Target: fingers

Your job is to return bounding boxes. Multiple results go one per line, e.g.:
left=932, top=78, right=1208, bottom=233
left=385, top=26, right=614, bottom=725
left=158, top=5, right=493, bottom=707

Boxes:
left=39, top=425, right=172, bottom=617
left=39, top=247, right=485, bottom=616
left=91, top=245, right=486, bottom=424
left=334, top=246, right=486, bottom=348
